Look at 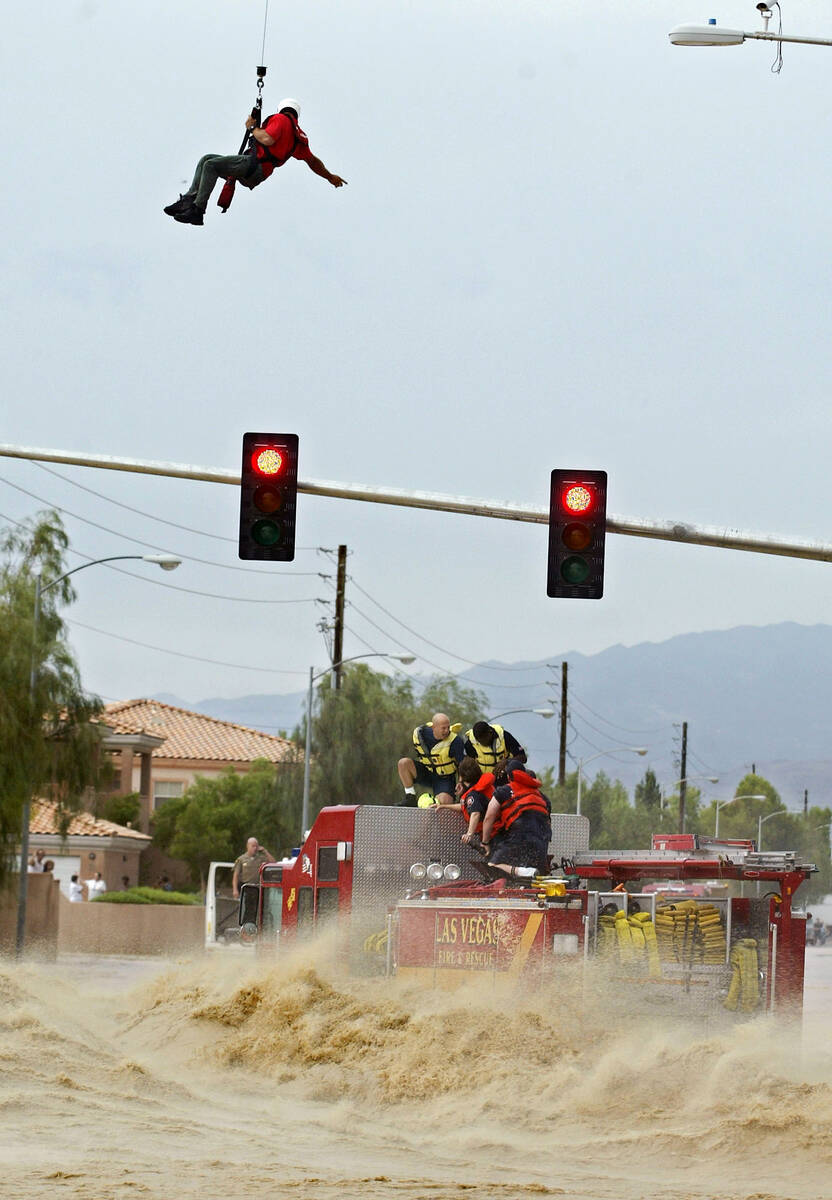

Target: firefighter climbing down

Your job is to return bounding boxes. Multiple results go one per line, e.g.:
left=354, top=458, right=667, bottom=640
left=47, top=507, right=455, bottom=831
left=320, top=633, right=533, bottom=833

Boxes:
left=164, top=99, right=347, bottom=226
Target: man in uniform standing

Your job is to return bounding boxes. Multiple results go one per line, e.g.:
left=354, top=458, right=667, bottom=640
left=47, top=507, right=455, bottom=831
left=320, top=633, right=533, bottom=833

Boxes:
left=232, top=837, right=275, bottom=899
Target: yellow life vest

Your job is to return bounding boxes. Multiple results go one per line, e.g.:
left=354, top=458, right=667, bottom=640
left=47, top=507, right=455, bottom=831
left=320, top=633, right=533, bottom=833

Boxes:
left=464, top=723, right=507, bottom=771
left=412, top=723, right=461, bottom=777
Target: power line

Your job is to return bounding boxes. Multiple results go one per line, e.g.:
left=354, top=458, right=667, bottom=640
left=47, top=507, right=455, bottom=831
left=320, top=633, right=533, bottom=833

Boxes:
left=1, top=473, right=325, bottom=576
left=568, top=687, right=670, bottom=736
left=66, top=617, right=309, bottom=675
left=344, top=594, right=551, bottom=690
left=347, top=573, right=543, bottom=673
left=567, top=706, right=647, bottom=749
left=688, top=748, right=723, bottom=775
left=32, top=461, right=322, bottom=550
left=0, top=508, right=323, bottom=605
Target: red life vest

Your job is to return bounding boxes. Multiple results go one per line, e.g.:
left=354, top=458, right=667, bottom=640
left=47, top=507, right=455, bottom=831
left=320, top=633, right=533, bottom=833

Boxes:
left=493, top=770, right=550, bottom=834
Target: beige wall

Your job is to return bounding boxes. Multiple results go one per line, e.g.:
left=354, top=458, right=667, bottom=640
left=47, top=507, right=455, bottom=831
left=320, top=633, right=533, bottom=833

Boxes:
left=129, top=762, right=239, bottom=797
left=77, top=844, right=144, bottom=893
left=0, top=873, right=60, bottom=959
left=58, top=894, right=204, bottom=955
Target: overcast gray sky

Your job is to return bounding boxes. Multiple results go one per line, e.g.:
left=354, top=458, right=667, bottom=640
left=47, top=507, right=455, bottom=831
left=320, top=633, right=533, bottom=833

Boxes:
left=2, top=0, right=831, bottom=736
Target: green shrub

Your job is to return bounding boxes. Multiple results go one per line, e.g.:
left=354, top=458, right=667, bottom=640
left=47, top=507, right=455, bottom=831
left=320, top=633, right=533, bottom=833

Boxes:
left=93, top=886, right=200, bottom=906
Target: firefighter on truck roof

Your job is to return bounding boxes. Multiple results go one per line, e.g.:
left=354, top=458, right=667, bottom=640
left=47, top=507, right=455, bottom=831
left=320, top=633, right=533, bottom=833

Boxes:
left=456, top=756, right=497, bottom=844
left=481, top=760, right=552, bottom=879
left=463, top=720, right=526, bottom=772
left=398, top=713, right=466, bottom=807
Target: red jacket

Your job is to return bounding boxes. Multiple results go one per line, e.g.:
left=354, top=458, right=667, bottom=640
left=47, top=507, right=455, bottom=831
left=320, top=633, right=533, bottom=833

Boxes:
left=255, top=112, right=312, bottom=178
left=460, top=772, right=495, bottom=828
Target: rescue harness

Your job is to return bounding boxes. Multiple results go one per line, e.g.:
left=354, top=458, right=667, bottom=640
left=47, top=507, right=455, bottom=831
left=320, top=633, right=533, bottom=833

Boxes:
left=217, top=64, right=300, bottom=213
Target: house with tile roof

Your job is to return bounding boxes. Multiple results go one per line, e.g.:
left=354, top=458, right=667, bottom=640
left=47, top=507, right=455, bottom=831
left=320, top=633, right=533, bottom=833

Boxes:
left=29, top=798, right=151, bottom=899
left=102, top=699, right=301, bottom=835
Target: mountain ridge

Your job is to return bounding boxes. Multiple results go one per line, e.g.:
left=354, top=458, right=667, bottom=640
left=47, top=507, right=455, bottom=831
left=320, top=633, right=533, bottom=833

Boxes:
left=150, top=621, right=832, bottom=811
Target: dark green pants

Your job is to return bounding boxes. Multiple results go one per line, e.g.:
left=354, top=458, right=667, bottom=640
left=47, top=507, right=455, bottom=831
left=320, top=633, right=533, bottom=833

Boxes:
left=188, top=154, right=263, bottom=209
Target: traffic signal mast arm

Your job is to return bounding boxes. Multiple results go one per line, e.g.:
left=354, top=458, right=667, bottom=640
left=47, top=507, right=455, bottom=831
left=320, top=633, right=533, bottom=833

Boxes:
left=3, top=442, right=832, bottom=565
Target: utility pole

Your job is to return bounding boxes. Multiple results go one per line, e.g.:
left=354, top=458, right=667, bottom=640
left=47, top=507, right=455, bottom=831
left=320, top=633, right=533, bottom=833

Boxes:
left=804, top=789, right=809, bottom=816
left=558, top=662, right=568, bottom=787
left=678, top=720, right=688, bottom=833
left=332, top=545, right=347, bottom=690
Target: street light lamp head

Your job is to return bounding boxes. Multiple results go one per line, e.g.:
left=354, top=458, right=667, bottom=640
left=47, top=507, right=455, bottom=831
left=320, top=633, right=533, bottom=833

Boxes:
left=533, top=708, right=556, bottom=719
left=396, top=655, right=416, bottom=665
left=669, top=23, right=746, bottom=47
left=635, top=748, right=648, bottom=756
left=142, top=555, right=182, bottom=571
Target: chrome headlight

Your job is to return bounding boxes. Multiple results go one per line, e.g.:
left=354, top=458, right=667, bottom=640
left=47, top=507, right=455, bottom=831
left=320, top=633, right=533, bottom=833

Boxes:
left=443, top=863, right=461, bottom=882
left=409, top=862, right=427, bottom=882
left=426, top=862, right=444, bottom=883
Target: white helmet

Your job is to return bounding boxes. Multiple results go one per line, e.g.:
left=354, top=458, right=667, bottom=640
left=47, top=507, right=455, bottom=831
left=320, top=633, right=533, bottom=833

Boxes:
left=277, top=98, right=301, bottom=118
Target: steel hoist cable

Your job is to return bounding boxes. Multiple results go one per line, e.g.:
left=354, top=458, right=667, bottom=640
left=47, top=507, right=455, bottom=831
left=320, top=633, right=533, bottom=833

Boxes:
left=218, top=0, right=271, bottom=212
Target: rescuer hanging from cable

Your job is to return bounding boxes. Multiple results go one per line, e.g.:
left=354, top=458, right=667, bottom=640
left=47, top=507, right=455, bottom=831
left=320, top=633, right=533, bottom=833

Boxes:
left=164, top=98, right=347, bottom=226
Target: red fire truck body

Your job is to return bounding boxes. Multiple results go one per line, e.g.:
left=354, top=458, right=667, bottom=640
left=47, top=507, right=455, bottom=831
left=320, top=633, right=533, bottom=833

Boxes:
left=251, top=804, right=814, bottom=1016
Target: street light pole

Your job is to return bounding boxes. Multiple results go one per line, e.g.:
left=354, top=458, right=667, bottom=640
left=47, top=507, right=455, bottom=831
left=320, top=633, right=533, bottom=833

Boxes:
left=576, top=746, right=648, bottom=817
left=667, top=775, right=719, bottom=833
left=669, top=17, right=832, bottom=49
left=714, top=794, right=766, bottom=838
left=16, top=552, right=181, bottom=957
left=488, top=708, right=555, bottom=720
left=757, top=809, right=781, bottom=852
left=300, top=652, right=415, bottom=841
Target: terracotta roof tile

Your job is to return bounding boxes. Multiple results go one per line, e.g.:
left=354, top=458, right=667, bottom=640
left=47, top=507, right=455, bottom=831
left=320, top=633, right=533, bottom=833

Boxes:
left=30, top=799, right=151, bottom=840
left=103, top=699, right=299, bottom=764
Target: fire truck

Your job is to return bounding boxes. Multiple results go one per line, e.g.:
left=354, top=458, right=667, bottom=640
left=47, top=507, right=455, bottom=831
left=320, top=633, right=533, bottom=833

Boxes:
left=219, top=804, right=815, bottom=1016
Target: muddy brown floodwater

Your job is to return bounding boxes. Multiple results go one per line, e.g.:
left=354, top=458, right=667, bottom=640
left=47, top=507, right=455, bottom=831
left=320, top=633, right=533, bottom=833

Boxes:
left=1, top=940, right=831, bottom=1200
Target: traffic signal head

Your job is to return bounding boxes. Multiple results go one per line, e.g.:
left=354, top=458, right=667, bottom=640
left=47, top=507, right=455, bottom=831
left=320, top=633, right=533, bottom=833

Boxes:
left=238, top=433, right=299, bottom=561
left=547, top=469, right=607, bottom=598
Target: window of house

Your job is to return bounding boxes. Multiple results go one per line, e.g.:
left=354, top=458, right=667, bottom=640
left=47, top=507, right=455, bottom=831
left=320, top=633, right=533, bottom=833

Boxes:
left=153, top=781, right=184, bottom=809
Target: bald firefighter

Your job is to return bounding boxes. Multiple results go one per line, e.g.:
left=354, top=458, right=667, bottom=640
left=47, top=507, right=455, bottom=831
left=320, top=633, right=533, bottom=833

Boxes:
left=398, top=713, right=466, bottom=807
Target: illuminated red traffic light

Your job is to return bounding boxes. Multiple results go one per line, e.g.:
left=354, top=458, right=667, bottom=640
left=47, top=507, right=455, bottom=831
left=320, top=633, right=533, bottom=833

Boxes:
left=562, top=485, right=593, bottom=515
left=239, top=433, right=299, bottom=561
left=547, top=469, right=607, bottom=599
left=251, top=447, right=285, bottom=476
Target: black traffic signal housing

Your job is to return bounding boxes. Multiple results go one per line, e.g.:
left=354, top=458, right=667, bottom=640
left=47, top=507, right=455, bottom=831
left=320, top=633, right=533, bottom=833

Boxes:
left=547, top=469, right=607, bottom=598
left=238, top=432, right=299, bottom=561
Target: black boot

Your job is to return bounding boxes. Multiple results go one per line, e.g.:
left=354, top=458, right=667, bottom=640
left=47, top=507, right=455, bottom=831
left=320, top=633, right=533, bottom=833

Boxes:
left=163, top=194, right=194, bottom=216
left=174, top=201, right=204, bottom=226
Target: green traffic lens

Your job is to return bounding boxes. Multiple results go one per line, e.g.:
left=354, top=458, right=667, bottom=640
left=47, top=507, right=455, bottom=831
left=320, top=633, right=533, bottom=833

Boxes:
left=252, top=519, right=282, bottom=547
left=561, top=555, right=590, bottom=584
